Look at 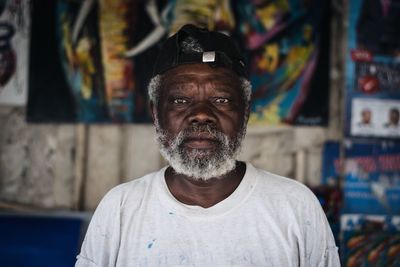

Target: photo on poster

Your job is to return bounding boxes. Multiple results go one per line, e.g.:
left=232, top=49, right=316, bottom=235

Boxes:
left=0, top=0, right=31, bottom=106
left=351, top=98, right=400, bottom=138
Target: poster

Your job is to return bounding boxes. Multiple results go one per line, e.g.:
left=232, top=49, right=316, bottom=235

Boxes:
left=321, top=140, right=400, bottom=215
left=27, top=0, right=235, bottom=123
left=341, top=214, right=400, bottom=266
left=27, top=0, right=142, bottom=122
left=237, top=0, right=330, bottom=125
left=321, top=141, right=341, bottom=186
left=345, top=0, right=400, bottom=138
left=27, top=0, right=330, bottom=124
left=0, top=0, right=31, bottom=106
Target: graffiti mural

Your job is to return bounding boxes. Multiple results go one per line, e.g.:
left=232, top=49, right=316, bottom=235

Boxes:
left=0, top=0, right=30, bottom=106
left=27, top=0, right=330, bottom=124
left=237, top=0, right=330, bottom=125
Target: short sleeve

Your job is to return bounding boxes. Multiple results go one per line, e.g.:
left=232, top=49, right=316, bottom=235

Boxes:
left=75, top=186, right=124, bottom=267
left=300, top=187, right=340, bottom=267
left=318, top=246, right=340, bottom=267
left=75, top=254, right=98, bottom=267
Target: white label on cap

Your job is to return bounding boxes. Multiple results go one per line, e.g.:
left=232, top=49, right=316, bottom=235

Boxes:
left=202, top=51, right=216, bottom=62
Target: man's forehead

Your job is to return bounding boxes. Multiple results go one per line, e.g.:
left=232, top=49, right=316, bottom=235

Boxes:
left=161, top=64, right=240, bottom=86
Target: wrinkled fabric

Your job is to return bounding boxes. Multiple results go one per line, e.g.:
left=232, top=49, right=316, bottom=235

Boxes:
left=76, top=163, right=340, bottom=267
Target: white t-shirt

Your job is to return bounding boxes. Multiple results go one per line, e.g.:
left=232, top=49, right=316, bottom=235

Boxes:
left=76, top=163, right=340, bottom=267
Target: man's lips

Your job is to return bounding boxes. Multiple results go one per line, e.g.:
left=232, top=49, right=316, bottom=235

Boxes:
left=184, top=139, right=217, bottom=149
left=182, top=134, right=218, bottom=149
left=184, top=131, right=218, bottom=139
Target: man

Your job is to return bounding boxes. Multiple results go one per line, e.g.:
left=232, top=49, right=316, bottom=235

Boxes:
left=384, top=107, right=400, bottom=128
left=76, top=24, right=340, bottom=266
left=358, top=108, right=373, bottom=127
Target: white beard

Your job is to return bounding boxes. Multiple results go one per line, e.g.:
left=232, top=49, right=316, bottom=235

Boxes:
left=155, top=121, right=245, bottom=181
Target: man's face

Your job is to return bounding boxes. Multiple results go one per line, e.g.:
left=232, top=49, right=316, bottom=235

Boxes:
left=152, top=63, right=248, bottom=180
left=390, top=109, right=399, bottom=125
left=361, top=109, right=371, bottom=124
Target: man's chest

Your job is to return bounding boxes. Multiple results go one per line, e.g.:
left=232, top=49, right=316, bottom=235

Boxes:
left=115, top=208, right=302, bottom=266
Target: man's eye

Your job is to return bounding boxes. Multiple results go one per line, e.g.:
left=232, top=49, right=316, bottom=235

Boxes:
left=215, top=98, right=230, bottom=104
left=173, top=98, right=188, bottom=104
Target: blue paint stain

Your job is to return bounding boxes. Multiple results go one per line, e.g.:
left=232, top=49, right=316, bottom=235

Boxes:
left=179, top=254, right=189, bottom=264
left=147, top=239, right=156, bottom=249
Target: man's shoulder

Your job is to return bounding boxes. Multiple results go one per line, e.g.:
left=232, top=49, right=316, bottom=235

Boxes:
left=97, top=168, right=165, bottom=210
left=250, top=164, right=308, bottom=190
left=248, top=164, right=324, bottom=220
left=249, top=164, right=317, bottom=203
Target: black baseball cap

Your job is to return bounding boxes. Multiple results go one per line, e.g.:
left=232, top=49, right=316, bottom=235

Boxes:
left=153, top=24, right=248, bottom=78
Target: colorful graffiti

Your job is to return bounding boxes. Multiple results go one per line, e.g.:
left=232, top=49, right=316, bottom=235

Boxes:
left=28, top=0, right=329, bottom=125
left=237, top=0, right=329, bottom=125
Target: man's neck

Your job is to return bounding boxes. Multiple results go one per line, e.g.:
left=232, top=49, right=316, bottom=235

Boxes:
left=164, top=161, right=246, bottom=208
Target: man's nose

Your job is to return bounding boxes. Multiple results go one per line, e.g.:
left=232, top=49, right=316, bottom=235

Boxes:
left=188, top=102, right=217, bottom=125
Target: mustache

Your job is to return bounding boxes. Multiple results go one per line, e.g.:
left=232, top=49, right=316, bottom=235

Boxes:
left=180, top=124, right=225, bottom=141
